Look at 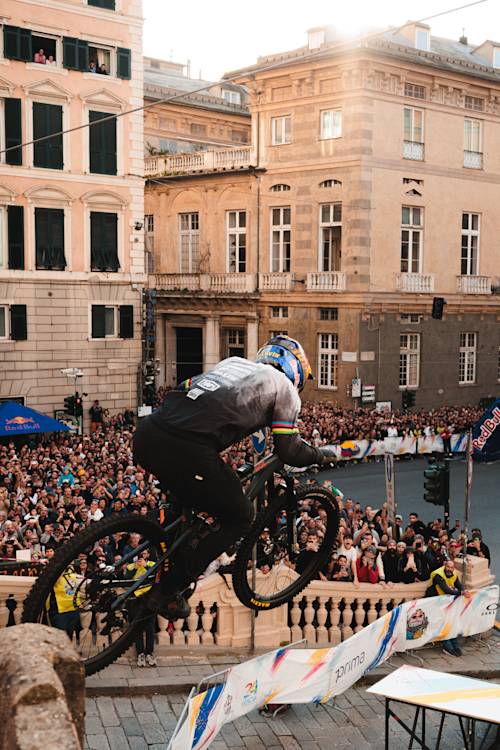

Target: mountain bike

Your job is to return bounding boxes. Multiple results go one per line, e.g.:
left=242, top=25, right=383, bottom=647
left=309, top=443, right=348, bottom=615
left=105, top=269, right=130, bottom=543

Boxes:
left=22, top=452, right=339, bottom=675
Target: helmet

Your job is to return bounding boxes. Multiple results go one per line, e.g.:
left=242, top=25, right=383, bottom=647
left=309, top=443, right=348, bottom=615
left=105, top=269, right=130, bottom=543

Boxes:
left=255, top=335, right=313, bottom=391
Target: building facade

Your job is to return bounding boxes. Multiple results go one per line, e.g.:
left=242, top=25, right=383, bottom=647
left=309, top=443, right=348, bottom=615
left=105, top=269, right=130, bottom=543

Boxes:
left=146, top=23, right=500, bottom=408
left=0, top=0, right=144, bottom=418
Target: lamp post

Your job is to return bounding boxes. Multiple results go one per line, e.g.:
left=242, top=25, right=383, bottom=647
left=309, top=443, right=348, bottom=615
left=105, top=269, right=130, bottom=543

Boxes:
left=61, top=368, right=84, bottom=435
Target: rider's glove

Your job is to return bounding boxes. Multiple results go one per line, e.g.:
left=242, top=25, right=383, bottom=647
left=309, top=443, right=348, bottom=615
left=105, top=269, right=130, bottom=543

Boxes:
left=317, top=447, right=337, bottom=465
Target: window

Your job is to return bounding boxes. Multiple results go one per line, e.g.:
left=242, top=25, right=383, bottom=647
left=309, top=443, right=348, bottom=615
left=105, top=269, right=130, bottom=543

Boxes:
left=88, top=45, right=111, bottom=75
left=271, top=330, right=288, bottom=337
left=3, top=98, right=23, bottom=165
left=2, top=305, right=27, bottom=341
left=403, top=108, right=424, bottom=160
left=222, top=90, right=241, bottom=105
left=88, top=0, right=116, bottom=9
left=270, top=306, right=288, bottom=318
left=459, top=332, right=477, bottom=384
left=465, top=96, right=484, bottom=112
left=319, top=203, right=342, bottom=271
left=144, top=215, right=154, bottom=233
left=319, top=179, right=342, bottom=188
left=318, top=333, right=338, bottom=389
left=91, top=304, right=133, bottom=339
left=90, top=212, right=119, bottom=272
left=7, top=205, right=24, bottom=270
left=0, top=306, right=6, bottom=339
left=320, top=109, right=342, bottom=139
left=415, top=29, right=430, bottom=51
left=271, top=115, right=291, bottom=145
left=89, top=111, right=117, bottom=175
left=270, top=207, right=291, bottom=272
left=399, top=334, right=420, bottom=388
left=231, top=129, right=248, bottom=143
left=404, top=83, right=426, bottom=99
left=319, top=307, right=338, bottom=321
left=35, top=208, right=66, bottom=270
left=401, top=206, right=423, bottom=273
left=63, top=37, right=89, bottom=71
left=494, top=48, right=500, bottom=68
left=117, top=48, right=131, bottom=79
left=190, top=123, right=207, bottom=137
left=227, top=210, right=246, bottom=273
left=31, top=34, right=58, bottom=65
left=461, top=213, right=479, bottom=275
left=400, top=313, right=422, bottom=324
left=464, top=119, right=482, bottom=168
left=179, top=212, right=199, bottom=273
left=33, top=102, right=63, bottom=170
left=270, top=184, right=291, bottom=192
left=225, top=328, right=245, bottom=358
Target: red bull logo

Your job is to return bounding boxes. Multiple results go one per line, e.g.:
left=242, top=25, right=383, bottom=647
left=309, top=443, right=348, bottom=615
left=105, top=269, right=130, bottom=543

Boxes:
left=4, top=416, right=39, bottom=431
left=5, top=416, right=35, bottom=425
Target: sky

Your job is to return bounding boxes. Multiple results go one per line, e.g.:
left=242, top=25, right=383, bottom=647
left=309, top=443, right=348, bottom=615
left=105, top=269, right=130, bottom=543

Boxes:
left=143, top=0, right=498, bottom=82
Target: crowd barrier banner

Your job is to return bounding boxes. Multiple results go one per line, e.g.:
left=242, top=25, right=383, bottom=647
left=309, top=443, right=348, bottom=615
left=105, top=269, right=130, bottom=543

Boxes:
left=315, top=433, right=467, bottom=462
left=171, top=585, right=499, bottom=750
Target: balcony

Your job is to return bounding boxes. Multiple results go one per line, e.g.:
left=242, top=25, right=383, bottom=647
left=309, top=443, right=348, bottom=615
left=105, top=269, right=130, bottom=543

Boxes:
left=259, top=273, right=294, bottom=291
left=457, top=275, right=492, bottom=294
left=306, top=271, right=346, bottom=291
left=152, top=273, right=257, bottom=293
left=463, top=150, right=482, bottom=169
left=403, top=140, right=424, bottom=160
left=144, top=147, right=253, bottom=177
left=397, top=273, right=434, bottom=293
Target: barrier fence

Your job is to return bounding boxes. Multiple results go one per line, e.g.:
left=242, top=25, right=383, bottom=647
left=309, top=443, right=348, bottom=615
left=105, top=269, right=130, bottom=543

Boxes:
left=313, top=433, right=467, bottom=463
left=170, top=585, right=499, bottom=750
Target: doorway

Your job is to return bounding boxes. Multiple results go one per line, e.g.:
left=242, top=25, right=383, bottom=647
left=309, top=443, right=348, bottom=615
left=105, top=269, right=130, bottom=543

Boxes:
left=175, top=327, right=203, bottom=384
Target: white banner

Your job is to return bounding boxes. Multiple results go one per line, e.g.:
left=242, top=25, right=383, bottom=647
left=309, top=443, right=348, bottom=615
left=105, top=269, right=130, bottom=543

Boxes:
left=171, top=585, right=499, bottom=749
left=309, top=433, right=468, bottom=463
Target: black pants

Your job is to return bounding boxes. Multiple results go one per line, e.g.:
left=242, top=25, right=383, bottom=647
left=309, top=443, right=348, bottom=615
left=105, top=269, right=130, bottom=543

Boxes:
left=134, top=615, right=155, bottom=656
left=133, top=417, right=254, bottom=592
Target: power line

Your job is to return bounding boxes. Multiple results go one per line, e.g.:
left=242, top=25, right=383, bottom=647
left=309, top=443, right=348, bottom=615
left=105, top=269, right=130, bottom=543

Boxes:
left=0, top=0, right=489, bottom=159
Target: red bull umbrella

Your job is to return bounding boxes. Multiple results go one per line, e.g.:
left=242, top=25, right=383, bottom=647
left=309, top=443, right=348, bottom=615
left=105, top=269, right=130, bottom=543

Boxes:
left=0, top=401, right=70, bottom=436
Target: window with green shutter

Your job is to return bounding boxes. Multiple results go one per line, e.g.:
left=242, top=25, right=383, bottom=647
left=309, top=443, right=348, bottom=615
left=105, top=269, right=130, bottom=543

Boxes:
left=117, top=47, right=131, bottom=79
left=33, top=102, right=63, bottom=169
left=7, top=206, right=24, bottom=270
left=3, top=26, right=32, bottom=62
left=89, top=111, right=117, bottom=175
left=63, top=37, right=89, bottom=71
left=88, top=0, right=116, bottom=8
left=119, top=306, right=134, bottom=338
left=10, top=305, right=27, bottom=341
left=91, top=305, right=106, bottom=339
left=90, top=212, right=120, bottom=272
left=35, top=208, right=66, bottom=270
left=4, top=98, right=23, bottom=166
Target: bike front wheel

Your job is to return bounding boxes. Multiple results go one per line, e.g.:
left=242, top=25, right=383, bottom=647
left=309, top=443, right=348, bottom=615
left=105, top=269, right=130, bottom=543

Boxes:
left=22, top=514, right=167, bottom=676
left=232, top=486, right=339, bottom=611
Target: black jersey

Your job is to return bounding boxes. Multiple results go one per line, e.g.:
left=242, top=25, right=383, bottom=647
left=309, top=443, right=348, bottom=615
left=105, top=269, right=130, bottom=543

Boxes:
left=151, top=357, right=321, bottom=467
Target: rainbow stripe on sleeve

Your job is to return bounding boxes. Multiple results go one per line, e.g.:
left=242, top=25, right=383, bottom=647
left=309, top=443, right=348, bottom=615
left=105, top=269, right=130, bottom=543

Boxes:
left=272, top=421, right=299, bottom=435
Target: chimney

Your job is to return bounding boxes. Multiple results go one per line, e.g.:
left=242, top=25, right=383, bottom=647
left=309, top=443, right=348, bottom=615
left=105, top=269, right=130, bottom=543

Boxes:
left=459, top=29, right=468, bottom=45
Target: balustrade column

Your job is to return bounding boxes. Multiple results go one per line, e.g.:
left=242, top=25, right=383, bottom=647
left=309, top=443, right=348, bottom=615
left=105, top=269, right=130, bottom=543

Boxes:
left=290, top=599, right=302, bottom=642
left=328, top=597, right=342, bottom=644
left=342, top=597, right=354, bottom=639
left=204, top=316, right=220, bottom=370
left=316, top=597, right=328, bottom=644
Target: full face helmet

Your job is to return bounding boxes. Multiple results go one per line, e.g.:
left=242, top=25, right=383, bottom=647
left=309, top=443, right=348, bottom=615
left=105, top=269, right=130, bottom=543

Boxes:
left=255, top=335, right=313, bottom=391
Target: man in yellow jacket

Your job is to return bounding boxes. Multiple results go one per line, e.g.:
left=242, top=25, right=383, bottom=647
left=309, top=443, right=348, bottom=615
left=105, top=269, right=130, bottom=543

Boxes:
left=429, top=560, right=471, bottom=656
left=126, top=551, right=157, bottom=667
left=48, top=566, right=82, bottom=639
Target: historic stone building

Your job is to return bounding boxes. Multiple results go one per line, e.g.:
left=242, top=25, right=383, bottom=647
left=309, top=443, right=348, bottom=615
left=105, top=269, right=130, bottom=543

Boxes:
left=0, top=0, right=144, bottom=418
left=146, top=23, right=500, bottom=408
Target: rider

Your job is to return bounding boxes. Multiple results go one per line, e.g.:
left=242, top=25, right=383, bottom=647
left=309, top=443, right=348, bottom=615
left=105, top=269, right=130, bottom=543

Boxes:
left=133, top=335, right=334, bottom=620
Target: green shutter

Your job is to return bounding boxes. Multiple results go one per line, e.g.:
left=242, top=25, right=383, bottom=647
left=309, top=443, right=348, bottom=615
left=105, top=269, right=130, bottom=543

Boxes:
left=35, top=208, right=66, bottom=270
left=10, top=305, right=27, bottom=341
left=3, top=26, right=32, bottom=62
left=88, top=0, right=115, bottom=8
left=119, top=306, right=134, bottom=339
left=117, top=47, right=131, bottom=79
left=89, top=111, right=117, bottom=175
left=33, top=102, right=63, bottom=169
left=63, top=37, right=89, bottom=71
left=91, top=306, right=106, bottom=338
left=7, top=206, right=24, bottom=270
left=4, top=99, right=22, bottom=166
left=90, top=212, right=119, bottom=272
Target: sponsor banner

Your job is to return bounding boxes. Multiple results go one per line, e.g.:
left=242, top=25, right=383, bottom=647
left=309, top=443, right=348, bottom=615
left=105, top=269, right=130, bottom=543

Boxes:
left=171, top=586, right=498, bottom=749
left=0, top=561, right=45, bottom=577
left=472, top=399, right=500, bottom=462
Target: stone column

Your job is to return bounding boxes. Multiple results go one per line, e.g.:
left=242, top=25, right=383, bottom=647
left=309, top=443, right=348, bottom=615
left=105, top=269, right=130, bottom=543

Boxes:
left=246, top=317, right=259, bottom=359
left=204, top=316, right=220, bottom=369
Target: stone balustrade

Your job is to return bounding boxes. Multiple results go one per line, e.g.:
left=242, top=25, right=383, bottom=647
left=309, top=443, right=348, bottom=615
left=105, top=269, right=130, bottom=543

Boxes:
left=144, top=147, right=253, bottom=177
left=306, top=271, right=346, bottom=292
left=152, top=273, right=257, bottom=293
left=4, top=555, right=492, bottom=653
left=457, top=275, right=492, bottom=294
left=259, top=272, right=294, bottom=291
left=397, top=272, right=435, bottom=293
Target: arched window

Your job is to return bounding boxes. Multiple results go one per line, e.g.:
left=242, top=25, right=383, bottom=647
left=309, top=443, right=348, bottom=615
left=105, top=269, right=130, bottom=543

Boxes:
left=270, top=184, right=291, bottom=192
left=319, top=179, right=342, bottom=188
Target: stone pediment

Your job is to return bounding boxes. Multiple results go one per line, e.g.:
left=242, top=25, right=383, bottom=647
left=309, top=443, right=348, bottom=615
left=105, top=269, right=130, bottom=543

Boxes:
left=81, top=88, right=126, bottom=111
left=0, top=76, right=13, bottom=95
left=24, top=185, right=73, bottom=205
left=81, top=190, right=127, bottom=209
left=23, top=78, right=72, bottom=102
left=0, top=185, right=17, bottom=203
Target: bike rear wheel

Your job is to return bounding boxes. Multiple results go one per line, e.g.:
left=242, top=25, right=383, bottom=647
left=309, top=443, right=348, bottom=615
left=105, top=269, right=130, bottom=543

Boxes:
left=232, top=486, right=339, bottom=610
left=22, top=515, right=167, bottom=676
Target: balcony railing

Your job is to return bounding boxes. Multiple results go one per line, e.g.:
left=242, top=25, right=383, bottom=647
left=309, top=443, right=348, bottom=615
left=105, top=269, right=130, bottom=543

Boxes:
left=397, top=273, right=434, bottom=293
left=259, top=272, right=294, bottom=291
left=144, top=147, right=253, bottom=177
left=306, top=271, right=346, bottom=292
left=152, top=273, right=257, bottom=293
left=463, top=150, right=482, bottom=169
left=457, top=275, right=492, bottom=294
left=403, top=140, right=424, bottom=160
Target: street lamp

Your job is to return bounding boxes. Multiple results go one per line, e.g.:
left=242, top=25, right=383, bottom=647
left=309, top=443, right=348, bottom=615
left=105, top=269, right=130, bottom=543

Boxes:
left=61, top=368, right=84, bottom=434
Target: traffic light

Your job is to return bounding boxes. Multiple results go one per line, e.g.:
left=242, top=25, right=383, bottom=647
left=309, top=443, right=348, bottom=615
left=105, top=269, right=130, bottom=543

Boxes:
left=74, top=395, right=83, bottom=418
left=64, top=395, right=75, bottom=415
left=402, top=390, right=416, bottom=410
left=424, top=461, right=449, bottom=506
left=431, top=297, right=446, bottom=319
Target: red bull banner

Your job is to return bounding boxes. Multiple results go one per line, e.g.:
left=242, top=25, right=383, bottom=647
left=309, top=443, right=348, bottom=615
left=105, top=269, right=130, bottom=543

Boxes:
left=0, top=401, right=69, bottom=436
left=171, top=585, right=498, bottom=749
